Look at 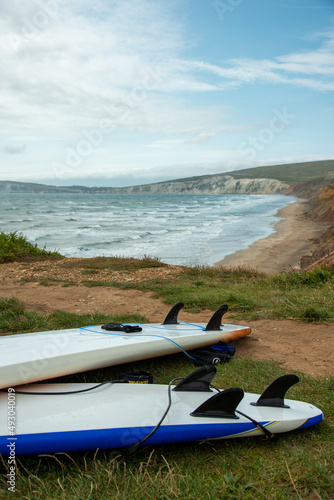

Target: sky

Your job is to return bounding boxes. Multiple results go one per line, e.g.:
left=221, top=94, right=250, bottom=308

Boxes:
left=0, top=0, right=333, bottom=187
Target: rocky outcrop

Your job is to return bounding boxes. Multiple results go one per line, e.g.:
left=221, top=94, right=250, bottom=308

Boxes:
left=110, top=175, right=289, bottom=195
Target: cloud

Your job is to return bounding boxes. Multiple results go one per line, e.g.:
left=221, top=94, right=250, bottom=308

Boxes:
left=0, top=0, right=192, bottom=135
left=1, top=143, right=26, bottom=154
left=170, top=30, right=334, bottom=92
left=2, top=0, right=332, bottom=147
left=149, top=139, right=186, bottom=149
left=149, top=127, right=245, bottom=148
left=276, top=30, right=334, bottom=75
left=0, top=1, right=333, bottom=186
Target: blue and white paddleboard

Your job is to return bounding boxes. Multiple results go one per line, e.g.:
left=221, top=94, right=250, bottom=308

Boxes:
left=0, top=366, right=323, bottom=457
left=0, top=304, right=250, bottom=389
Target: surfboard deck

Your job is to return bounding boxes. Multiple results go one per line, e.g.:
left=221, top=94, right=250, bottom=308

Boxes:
left=0, top=303, right=250, bottom=389
left=0, top=366, right=323, bottom=457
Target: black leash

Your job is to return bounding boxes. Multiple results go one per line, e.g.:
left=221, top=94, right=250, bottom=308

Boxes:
left=236, top=410, right=275, bottom=439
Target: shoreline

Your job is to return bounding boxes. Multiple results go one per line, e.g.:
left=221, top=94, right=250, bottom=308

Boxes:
left=214, top=200, right=328, bottom=274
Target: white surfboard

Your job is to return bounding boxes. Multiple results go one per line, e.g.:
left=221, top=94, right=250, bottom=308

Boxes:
left=0, top=304, right=250, bottom=389
left=0, top=366, right=323, bottom=457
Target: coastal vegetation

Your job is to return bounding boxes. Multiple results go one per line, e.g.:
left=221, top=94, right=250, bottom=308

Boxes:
left=226, top=159, right=334, bottom=185
left=58, top=257, right=334, bottom=323
left=0, top=231, right=62, bottom=263
left=1, top=233, right=333, bottom=323
left=132, top=264, right=334, bottom=322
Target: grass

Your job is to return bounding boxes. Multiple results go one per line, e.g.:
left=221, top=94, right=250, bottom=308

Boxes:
left=0, top=231, right=62, bottom=263
left=0, top=347, right=333, bottom=497
left=225, top=159, right=334, bottom=184
left=130, top=264, right=334, bottom=322
left=0, top=254, right=333, bottom=498
left=0, top=298, right=147, bottom=334
left=2, top=426, right=333, bottom=500
left=64, top=255, right=166, bottom=271
left=0, top=298, right=333, bottom=498
left=2, top=230, right=333, bottom=323
left=52, top=257, right=334, bottom=322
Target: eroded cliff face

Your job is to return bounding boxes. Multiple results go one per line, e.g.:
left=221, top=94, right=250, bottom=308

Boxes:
left=0, top=176, right=289, bottom=195
left=301, top=182, right=334, bottom=269
left=112, top=175, right=289, bottom=195
left=308, top=182, right=334, bottom=222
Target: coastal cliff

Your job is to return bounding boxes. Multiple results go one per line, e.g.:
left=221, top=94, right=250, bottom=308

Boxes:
left=0, top=176, right=289, bottom=195
left=102, top=176, right=289, bottom=195
left=308, top=181, right=334, bottom=222
left=300, top=182, right=334, bottom=269
left=1, top=159, right=333, bottom=195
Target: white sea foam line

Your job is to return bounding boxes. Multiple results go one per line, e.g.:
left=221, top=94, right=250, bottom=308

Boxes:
left=1, top=193, right=294, bottom=266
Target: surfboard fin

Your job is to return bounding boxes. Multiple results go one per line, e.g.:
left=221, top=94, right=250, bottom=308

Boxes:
left=191, top=388, right=244, bottom=419
left=251, top=374, right=299, bottom=408
left=162, top=302, right=184, bottom=325
left=205, top=304, right=228, bottom=331
left=173, top=366, right=216, bottom=392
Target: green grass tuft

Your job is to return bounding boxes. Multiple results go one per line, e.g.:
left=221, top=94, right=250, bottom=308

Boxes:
left=64, top=255, right=165, bottom=271
left=130, top=264, right=334, bottom=321
left=0, top=298, right=147, bottom=334
left=0, top=231, right=62, bottom=263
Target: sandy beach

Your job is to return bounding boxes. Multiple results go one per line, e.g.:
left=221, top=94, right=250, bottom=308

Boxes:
left=215, top=200, right=329, bottom=274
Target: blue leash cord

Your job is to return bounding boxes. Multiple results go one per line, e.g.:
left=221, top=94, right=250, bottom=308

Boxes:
left=79, top=326, right=198, bottom=361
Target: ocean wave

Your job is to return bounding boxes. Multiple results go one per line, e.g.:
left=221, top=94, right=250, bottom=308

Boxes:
left=0, top=193, right=294, bottom=266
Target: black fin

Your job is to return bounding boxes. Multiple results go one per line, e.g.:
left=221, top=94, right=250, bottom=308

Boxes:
left=191, top=388, right=244, bottom=418
left=205, top=304, right=228, bottom=331
left=251, top=374, right=299, bottom=408
left=162, top=302, right=184, bottom=325
left=173, top=366, right=216, bottom=392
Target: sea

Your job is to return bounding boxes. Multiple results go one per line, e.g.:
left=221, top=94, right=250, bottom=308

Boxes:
left=0, top=193, right=295, bottom=267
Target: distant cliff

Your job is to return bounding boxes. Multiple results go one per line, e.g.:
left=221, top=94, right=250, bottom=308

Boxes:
left=0, top=176, right=289, bottom=195
left=2, top=158, right=333, bottom=195
left=107, top=175, right=289, bottom=195
left=0, top=181, right=85, bottom=194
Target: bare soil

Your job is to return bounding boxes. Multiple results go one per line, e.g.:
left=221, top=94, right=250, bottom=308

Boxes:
left=0, top=258, right=332, bottom=378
